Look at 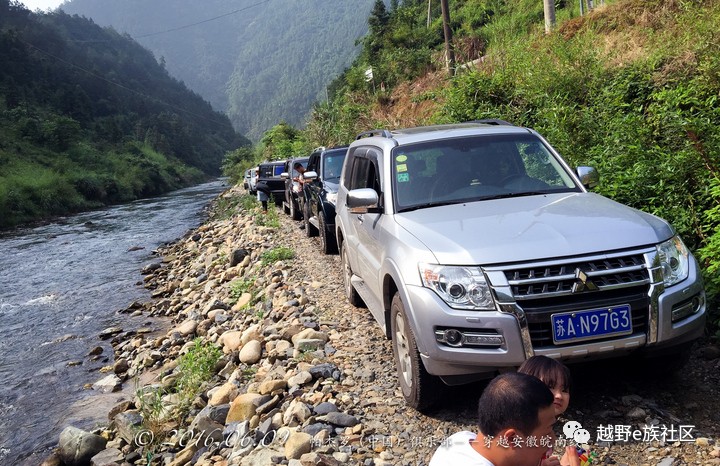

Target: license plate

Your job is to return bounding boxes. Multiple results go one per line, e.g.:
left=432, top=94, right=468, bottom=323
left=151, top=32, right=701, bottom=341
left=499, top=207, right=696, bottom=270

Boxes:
left=551, top=304, right=632, bottom=344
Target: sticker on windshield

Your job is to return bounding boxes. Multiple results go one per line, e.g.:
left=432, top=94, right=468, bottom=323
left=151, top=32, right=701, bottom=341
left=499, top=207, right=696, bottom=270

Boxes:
left=396, top=155, right=407, bottom=162
left=397, top=163, right=407, bottom=173
left=397, top=173, right=410, bottom=183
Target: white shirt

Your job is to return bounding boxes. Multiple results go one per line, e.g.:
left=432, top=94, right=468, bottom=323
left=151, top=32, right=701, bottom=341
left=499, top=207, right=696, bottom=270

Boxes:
left=429, top=431, right=495, bottom=466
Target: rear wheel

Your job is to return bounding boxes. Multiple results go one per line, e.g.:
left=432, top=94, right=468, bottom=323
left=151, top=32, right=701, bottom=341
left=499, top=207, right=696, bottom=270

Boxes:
left=304, top=203, right=318, bottom=237
left=341, top=242, right=364, bottom=307
left=290, top=197, right=301, bottom=220
left=391, top=293, right=441, bottom=411
left=319, top=212, right=337, bottom=254
left=283, top=193, right=290, bottom=214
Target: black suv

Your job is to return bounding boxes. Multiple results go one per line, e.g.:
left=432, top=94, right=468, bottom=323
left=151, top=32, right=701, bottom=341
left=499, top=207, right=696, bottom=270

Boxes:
left=256, top=161, right=286, bottom=205
left=301, top=146, right=348, bottom=254
left=281, top=156, right=309, bottom=220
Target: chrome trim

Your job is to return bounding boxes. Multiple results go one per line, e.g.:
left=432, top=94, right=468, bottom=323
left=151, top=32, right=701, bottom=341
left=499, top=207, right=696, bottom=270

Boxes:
left=499, top=303, right=534, bottom=359
left=644, top=250, right=664, bottom=344
left=484, top=247, right=657, bottom=354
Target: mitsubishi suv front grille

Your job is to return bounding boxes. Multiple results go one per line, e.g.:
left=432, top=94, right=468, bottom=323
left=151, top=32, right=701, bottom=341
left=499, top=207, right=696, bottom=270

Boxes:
left=493, top=251, right=652, bottom=349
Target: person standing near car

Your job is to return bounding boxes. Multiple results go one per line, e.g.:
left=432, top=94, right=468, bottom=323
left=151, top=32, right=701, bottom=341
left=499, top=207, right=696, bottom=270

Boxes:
left=255, top=167, right=269, bottom=213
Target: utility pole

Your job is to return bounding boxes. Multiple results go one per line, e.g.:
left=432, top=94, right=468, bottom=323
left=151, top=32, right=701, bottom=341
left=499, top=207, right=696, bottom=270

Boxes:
left=543, top=0, right=556, bottom=33
left=427, top=0, right=431, bottom=27
left=440, top=0, right=455, bottom=75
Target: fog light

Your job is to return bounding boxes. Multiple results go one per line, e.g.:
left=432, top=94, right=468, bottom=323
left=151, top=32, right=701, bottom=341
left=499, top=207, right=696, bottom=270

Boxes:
left=671, top=294, right=704, bottom=322
left=444, top=329, right=463, bottom=346
left=435, top=329, right=505, bottom=348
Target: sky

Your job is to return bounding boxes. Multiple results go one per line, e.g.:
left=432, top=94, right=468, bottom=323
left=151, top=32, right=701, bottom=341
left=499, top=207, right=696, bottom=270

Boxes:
left=20, top=0, right=65, bottom=11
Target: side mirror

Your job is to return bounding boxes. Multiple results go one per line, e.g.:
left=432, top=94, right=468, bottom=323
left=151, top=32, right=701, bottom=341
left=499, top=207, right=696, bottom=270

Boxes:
left=280, top=172, right=290, bottom=179
left=303, top=171, right=318, bottom=181
left=576, top=166, right=599, bottom=189
left=347, top=188, right=379, bottom=214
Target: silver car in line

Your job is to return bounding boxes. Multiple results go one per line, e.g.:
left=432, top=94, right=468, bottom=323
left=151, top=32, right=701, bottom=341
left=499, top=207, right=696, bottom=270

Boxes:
left=334, top=121, right=706, bottom=410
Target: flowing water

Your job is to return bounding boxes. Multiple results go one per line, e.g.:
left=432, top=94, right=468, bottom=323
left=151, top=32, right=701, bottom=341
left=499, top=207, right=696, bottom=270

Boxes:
left=0, top=180, right=229, bottom=464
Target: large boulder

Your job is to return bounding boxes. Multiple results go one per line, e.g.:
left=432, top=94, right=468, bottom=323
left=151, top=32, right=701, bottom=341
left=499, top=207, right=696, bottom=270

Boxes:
left=58, top=426, right=107, bottom=466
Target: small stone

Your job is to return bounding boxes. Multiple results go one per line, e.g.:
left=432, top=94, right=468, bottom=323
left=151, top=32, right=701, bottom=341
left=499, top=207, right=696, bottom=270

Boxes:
left=92, top=374, right=122, bottom=393
left=696, top=437, right=710, bottom=446
left=239, top=339, right=262, bottom=364
left=285, top=432, right=312, bottom=460
left=287, top=370, right=312, bottom=387
left=626, top=407, right=646, bottom=420
left=258, top=379, right=287, bottom=394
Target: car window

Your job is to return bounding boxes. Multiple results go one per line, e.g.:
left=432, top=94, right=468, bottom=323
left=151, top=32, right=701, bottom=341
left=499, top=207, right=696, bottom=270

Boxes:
left=392, top=134, right=580, bottom=211
left=291, top=160, right=308, bottom=178
left=322, top=149, right=347, bottom=182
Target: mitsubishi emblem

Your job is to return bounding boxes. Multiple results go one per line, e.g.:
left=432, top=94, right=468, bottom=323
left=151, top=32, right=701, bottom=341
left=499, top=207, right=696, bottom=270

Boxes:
left=572, top=268, right=599, bottom=293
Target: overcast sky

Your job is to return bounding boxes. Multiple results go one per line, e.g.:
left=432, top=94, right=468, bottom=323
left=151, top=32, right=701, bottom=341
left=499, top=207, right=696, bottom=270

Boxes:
left=20, top=0, right=65, bottom=11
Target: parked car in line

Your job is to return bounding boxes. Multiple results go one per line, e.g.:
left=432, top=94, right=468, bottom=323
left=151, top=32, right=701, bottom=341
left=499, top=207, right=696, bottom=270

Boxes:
left=256, top=161, right=286, bottom=205
left=281, top=156, right=309, bottom=220
left=335, top=120, right=706, bottom=411
left=302, top=146, right=348, bottom=254
left=246, top=166, right=259, bottom=194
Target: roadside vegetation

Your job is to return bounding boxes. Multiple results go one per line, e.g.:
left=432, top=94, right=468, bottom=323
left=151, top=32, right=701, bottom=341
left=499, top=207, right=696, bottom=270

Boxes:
left=0, top=1, right=247, bottom=229
left=223, top=0, right=720, bottom=336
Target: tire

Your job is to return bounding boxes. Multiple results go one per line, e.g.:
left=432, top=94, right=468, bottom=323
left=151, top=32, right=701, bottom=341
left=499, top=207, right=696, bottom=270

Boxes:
left=319, top=212, right=337, bottom=254
left=341, top=242, right=364, bottom=307
left=304, top=203, right=318, bottom=237
left=290, top=197, right=301, bottom=221
left=283, top=194, right=290, bottom=215
left=390, top=293, right=441, bottom=411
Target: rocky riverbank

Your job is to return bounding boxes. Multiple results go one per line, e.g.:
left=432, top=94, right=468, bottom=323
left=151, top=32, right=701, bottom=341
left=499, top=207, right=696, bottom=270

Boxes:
left=44, top=186, right=720, bottom=466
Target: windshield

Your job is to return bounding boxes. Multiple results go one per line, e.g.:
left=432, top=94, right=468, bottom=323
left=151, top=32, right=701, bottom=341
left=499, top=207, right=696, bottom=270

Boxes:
left=322, top=149, right=347, bottom=182
left=392, top=134, right=580, bottom=211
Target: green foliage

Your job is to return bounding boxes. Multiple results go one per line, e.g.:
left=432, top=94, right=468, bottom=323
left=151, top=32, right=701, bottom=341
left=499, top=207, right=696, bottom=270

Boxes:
left=301, top=0, right=720, bottom=334
left=208, top=192, right=244, bottom=221
left=174, top=339, right=222, bottom=409
left=228, top=277, right=256, bottom=305
left=0, top=1, right=248, bottom=228
left=260, top=246, right=295, bottom=266
left=255, top=201, right=281, bottom=228
left=222, top=146, right=257, bottom=184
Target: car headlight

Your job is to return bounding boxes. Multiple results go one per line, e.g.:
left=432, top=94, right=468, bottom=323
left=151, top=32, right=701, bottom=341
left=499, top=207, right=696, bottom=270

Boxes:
left=326, top=192, right=338, bottom=205
left=656, top=236, right=690, bottom=287
left=419, top=263, right=495, bottom=310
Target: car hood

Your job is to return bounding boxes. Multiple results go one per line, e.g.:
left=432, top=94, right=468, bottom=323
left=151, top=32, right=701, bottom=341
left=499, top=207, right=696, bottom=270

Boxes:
left=394, top=193, right=674, bottom=264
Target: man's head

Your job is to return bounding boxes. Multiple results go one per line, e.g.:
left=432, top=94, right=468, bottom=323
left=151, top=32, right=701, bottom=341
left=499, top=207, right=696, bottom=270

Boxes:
left=474, top=372, right=556, bottom=466
left=293, top=162, right=305, bottom=173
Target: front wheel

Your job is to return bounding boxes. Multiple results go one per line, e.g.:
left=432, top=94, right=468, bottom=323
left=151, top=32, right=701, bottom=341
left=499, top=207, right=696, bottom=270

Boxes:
left=341, top=242, right=364, bottom=307
left=319, top=212, right=337, bottom=255
left=390, top=293, right=440, bottom=411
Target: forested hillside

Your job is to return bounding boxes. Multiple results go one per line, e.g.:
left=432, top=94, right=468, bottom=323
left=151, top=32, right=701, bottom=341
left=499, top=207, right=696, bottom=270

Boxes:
left=0, top=0, right=248, bottom=228
left=59, top=0, right=376, bottom=140
left=226, top=0, right=720, bottom=333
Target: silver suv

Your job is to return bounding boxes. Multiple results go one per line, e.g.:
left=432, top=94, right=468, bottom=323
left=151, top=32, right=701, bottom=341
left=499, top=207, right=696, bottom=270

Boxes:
left=335, top=121, right=706, bottom=410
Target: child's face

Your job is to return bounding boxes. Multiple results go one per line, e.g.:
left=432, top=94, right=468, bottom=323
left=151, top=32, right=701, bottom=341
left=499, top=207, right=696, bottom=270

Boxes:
left=547, top=383, right=570, bottom=416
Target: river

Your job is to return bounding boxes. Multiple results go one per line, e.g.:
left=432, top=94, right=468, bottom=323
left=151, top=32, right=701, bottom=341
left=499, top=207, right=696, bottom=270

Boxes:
left=0, top=179, right=229, bottom=465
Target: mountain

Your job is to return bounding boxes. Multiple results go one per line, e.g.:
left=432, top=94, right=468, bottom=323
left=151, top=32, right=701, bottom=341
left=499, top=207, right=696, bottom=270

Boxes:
left=0, top=0, right=247, bottom=228
left=58, top=0, right=376, bottom=140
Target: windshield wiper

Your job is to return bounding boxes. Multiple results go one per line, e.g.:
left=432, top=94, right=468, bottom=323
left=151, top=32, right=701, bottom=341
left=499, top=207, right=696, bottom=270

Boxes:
left=398, top=200, right=464, bottom=212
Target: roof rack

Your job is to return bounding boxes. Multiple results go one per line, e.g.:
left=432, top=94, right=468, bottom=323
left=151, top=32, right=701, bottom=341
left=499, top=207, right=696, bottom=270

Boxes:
left=312, top=146, right=326, bottom=153
left=468, top=119, right=515, bottom=126
left=356, top=129, right=393, bottom=140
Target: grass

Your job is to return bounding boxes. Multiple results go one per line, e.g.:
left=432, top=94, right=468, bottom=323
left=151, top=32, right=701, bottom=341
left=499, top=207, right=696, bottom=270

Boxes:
left=228, top=277, right=256, bottom=305
left=134, top=338, right=221, bottom=457
left=260, top=246, right=295, bottom=265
